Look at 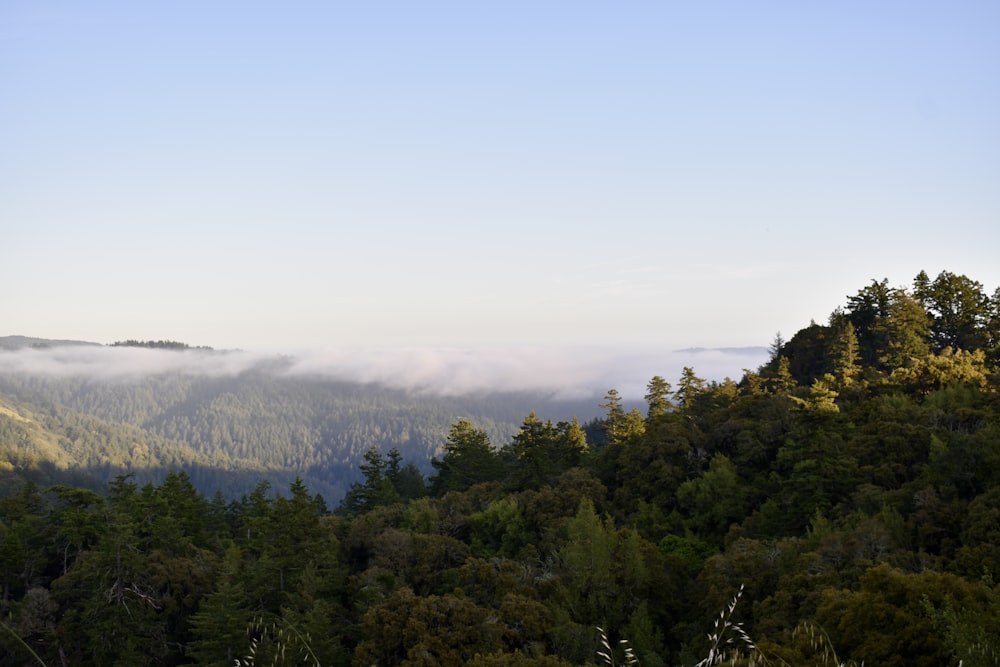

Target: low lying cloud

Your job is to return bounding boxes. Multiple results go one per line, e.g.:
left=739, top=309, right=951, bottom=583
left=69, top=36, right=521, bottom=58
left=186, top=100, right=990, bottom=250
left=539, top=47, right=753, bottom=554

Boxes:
left=0, top=345, right=275, bottom=379
left=0, top=343, right=769, bottom=399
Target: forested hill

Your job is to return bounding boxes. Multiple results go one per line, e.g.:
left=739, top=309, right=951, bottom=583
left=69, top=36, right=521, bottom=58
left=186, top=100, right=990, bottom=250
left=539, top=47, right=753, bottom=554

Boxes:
left=0, top=352, right=607, bottom=501
left=0, top=270, right=998, bottom=665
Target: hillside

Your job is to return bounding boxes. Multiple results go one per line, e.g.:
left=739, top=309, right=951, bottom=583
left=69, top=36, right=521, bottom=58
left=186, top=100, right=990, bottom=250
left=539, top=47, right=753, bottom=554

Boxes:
left=1, top=270, right=998, bottom=666
left=0, top=349, right=607, bottom=500
left=0, top=335, right=102, bottom=350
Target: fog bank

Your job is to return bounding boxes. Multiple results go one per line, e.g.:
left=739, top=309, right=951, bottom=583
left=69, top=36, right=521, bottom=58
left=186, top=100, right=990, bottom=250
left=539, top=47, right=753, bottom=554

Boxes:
left=0, top=343, right=769, bottom=399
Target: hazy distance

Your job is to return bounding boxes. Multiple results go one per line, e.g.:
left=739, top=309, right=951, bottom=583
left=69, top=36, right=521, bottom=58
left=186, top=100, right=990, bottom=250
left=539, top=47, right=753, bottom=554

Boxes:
left=0, top=338, right=769, bottom=400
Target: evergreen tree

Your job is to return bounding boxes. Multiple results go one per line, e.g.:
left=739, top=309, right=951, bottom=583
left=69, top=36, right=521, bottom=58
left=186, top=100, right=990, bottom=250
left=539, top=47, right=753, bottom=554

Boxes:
left=188, top=544, right=252, bottom=666
left=828, top=318, right=861, bottom=389
left=338, top=447, right=400, bottom=515
left=674, top=367, right=707, bottom=412
left=914, top=270, right=991, bottom=352
left=881, top=287, right=931, bottom=369
left=505, top=413, right=587, bottom=490
left=845, top=278, right=893, bottom=367
left=644, top=376, right=673, bottom=420
left=599, top=389, right=625, bottom=445
left=767, top=356, right=797, bottom=394
left=430, top=419, right=504, bottom=495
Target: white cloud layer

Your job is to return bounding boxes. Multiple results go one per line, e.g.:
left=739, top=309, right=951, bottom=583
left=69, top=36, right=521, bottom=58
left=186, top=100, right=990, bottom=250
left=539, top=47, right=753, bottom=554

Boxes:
left=0, top=344, right=769, bottom=399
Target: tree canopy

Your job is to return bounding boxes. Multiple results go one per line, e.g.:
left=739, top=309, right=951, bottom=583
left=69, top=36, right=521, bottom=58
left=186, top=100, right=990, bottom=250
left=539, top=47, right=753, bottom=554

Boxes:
left=1, top=269, right=999, bottom=665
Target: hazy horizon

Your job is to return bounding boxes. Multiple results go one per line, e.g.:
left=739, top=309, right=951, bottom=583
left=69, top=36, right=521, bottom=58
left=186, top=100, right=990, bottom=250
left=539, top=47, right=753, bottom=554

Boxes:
left=0, top=337, right=770, bottom=401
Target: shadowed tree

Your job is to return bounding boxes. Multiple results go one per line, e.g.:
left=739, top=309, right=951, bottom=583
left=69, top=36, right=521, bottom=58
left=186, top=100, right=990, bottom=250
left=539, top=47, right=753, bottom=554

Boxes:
left=339, top=447, right=400, bottom=515
left=188, top=544, right=251, bottom=666
left=504, top=413, right=588, bottom=490
left=914, top=270, right=991, bottom=352
left=845, top=278, right=893, bottom=367
left=430, top=419, right=505, bottom=495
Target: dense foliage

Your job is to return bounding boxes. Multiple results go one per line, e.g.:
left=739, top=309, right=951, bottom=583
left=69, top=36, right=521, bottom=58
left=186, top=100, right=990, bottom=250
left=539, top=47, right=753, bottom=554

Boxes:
left=0, top=368, right=597, bottom=502
left=1, top=270, right=999, bottom=665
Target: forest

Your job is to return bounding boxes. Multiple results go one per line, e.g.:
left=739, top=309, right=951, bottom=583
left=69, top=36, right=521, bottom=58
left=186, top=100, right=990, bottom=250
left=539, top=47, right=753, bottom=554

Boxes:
left=1, top=269, right=999, bottom=666
left=0, top=354, right=601, bottom=503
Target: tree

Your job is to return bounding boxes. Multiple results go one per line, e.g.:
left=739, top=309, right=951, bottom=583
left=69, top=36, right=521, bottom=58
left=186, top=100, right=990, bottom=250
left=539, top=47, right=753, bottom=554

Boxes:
left=48, top=485, right=104, bottom=575
left=774, top=410, right=857, bottom=531
left=768, top=332, right=786, bottom=362
left=674, top=367, right=706, bottom=412
left=354, top=588, right=504, bottom=666
left=845, top=278, right=893, bottom=367
left=51, top=475, right=170, bottom=665
left=605, top=414, right=690, bottom=516
left=676, top=454, right=748, bottom=544
left=890, top=347, right=991, bottom=396
left=551, top=500, right=669, bottom=665
left=188, top=544, right=252, bottom=666
left=504, top=413, right=587, bottom=490
left=985, top=286, right=1000, bottom=363
left=0, top=481, right=50, bottom=603
left=430, top=420, right=505, bottom=495
left=766, top=357, right=796, bottom=395
left=828, top=318, right=861, bottom=389
left=386, top=447, right=403, bottom=488
left=914, top=270, right=991, bottom=352
left=599, top=390, right=626, bottom=445
left=774, top=322, right=833, bottom=385
left=815, top=564, right=995, bottom=667
left=245, top=478, right=331, bottom=610
left=644, top=376, right=673, bottom=420
left=617, top=409, right=646, bottom=444
left=339, top=447, right=400, bottom=515
left=881, top=287, right=931, bottom=369
left=278, top=557, right=348, bottom=666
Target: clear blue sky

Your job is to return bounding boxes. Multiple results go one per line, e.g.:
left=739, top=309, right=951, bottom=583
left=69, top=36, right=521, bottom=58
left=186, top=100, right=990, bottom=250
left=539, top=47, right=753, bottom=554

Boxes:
left=3, top=1, right=999, bottom=358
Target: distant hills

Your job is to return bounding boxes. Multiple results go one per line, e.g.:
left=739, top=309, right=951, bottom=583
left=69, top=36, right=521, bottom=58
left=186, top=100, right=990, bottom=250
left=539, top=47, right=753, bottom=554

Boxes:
left=0, top=337, right=614, bottom=501
left=0, top=335, right=102, bottom=350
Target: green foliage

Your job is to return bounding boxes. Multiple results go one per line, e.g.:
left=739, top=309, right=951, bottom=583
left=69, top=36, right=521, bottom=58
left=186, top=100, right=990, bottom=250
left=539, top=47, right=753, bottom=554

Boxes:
left=891, top=346, right=992, bottom=395
left=188, top=544, right=252, bottom=666
left=815, top=563, right=998, bottom=667
left=0, top=370, right=592, bottom=502
left=658, top=534, right=715, bottom=577
left=430, top=419, right=505, bottom=495
left=675, top=367, right=707, bottom=412
left=914, top=270, right=992, bottom=352
left=676, top=454, right=747, bottom=544
left=503, top=413, right=588, bottom=490
left=923, top=590, right=1000, bottom=667
left=645, top=376, right=673, bottom=419
left=0, top=270, right=998, bottom=666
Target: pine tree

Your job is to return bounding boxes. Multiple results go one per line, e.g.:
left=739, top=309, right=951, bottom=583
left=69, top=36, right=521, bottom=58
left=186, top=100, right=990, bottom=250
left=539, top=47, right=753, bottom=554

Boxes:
left=188, top=544, right=252, bottom=666
left=675, top=367, right=707, bottom=410
left=600, top=389, right=625, bottom=444
left=644, top=376, right=673, bottom=420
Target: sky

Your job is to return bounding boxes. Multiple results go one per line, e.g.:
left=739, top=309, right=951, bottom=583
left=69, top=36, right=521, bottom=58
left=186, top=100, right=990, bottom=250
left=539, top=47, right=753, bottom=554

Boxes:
left=2, top=1, right=999, bottom=389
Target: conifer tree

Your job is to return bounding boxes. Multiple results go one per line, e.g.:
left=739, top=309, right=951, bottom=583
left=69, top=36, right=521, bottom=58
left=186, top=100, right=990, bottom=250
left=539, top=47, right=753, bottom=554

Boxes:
left=644, top=376, right=673, bottom=419
left=188, top=544, right=252, bottom=666
left=600, top=389, right=625, bottom=444
left=431, top=419, right=504, bottom=495
left=675, top=367, right=707, bottom=410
